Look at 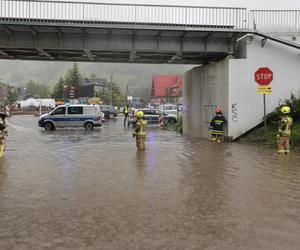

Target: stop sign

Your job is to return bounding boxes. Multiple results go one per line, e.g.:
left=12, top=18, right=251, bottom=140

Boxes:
left=254, top=67, right=273, bottom=85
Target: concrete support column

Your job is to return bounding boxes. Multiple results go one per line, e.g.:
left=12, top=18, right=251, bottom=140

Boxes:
left=183, top=60, right=229, bottom=139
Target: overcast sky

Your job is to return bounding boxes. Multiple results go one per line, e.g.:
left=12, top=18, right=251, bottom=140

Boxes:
left=85, top=0, right=300, bottom=10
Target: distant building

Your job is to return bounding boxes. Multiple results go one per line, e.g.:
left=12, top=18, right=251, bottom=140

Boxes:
left=64, top=85, right=80, bottom=99
left=150, top=75, right=183, bottom=104
left=79, top=78, right=108, bottom=98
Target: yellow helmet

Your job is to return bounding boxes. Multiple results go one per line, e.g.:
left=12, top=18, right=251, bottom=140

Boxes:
left=135, top=111, right=144, bottom=118
left=280, top=106, right=290, bottom=114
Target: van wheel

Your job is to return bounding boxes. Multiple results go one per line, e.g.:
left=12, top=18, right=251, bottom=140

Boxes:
left=44, top=122, right=54, bottom=131
left=108, top=113, right=115, bottom=119
left=85, top=122, right=94, bottom=130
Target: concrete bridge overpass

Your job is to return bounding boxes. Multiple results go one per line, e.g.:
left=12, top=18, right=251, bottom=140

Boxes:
left=1, top=0, right=300, bottom=140
left=0, top=0, right=250, bottom=64
left=1, top=1, right=299, bottom=63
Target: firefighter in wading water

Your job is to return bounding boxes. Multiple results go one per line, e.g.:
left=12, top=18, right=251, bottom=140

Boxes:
left=132, top=111, right=147, bottom=151
left=0, top=113, right=8, bottom=157
left=210, top=108, right=226, bottom=142
left=277, top=105, right=293, bottom=154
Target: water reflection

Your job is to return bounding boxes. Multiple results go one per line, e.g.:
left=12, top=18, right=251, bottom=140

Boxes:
left=0, top=115, right=300, bottom=249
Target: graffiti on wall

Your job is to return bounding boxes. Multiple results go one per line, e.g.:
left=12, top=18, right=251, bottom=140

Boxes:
left=203, top=100, right=217, bottom=131
left=232, top=103, right=238, bottom=122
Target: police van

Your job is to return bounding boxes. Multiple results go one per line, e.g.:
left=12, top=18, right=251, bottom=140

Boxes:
left=38, top=104, right=102, bottom=130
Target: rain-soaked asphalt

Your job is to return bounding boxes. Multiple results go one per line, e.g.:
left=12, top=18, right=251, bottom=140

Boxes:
left=1, top=115, right=300, bottom=250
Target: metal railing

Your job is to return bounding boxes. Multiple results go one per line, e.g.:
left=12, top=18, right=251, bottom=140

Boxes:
left=250, top=10, right=300, bottom=32
left=0, top=0, right=248, bottom=29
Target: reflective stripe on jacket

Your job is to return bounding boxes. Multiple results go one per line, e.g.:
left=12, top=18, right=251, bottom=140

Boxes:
left=278, top=115, right=293, bottom=136
left=136, top=119, right=147, bottom=136
left=0, top=120, right=7, bottom=136
left=124, top=106, right=130, bottom=114
left=210, top=114, right=226, bottom=135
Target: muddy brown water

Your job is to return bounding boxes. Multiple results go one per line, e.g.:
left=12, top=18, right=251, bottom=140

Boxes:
left=1, top=115, right=300, bottom=249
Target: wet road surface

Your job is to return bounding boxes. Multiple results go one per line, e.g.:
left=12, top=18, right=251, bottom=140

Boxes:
left=1, top=115, right=300, bottom=250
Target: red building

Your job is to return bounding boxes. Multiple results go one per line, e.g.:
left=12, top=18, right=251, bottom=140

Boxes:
left=150, top=75, right=183, bottom=104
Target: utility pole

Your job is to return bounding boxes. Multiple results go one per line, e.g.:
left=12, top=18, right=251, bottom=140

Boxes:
left=126, top=84, right=129, bottom=103
left=109, top=75, right=112, bottom=105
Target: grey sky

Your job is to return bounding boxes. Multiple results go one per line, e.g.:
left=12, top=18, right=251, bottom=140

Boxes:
left=87, top=0, right=300, bottom=10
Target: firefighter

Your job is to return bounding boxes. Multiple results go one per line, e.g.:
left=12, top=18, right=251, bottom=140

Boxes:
left=123, top=103, right=131, bottom=127
left=132, top=111, right=147, bottom=151
left=210, top=108, right=226, bottom=142
left=0, top=113, right=8, bottom=157
left=277, top=105, right=293, bottom=154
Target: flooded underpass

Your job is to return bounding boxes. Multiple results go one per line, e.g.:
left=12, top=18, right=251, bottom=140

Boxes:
left=1, top=115, right=300, bottom=250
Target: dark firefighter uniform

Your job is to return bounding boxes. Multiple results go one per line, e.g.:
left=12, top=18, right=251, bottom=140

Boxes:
left=277, top=106, right=293, bottom=154
left=0, top=118, right=8, bottom=157
left=133, top=111, right=147, bottom=151
left=210, top=108, right=226, bottom=142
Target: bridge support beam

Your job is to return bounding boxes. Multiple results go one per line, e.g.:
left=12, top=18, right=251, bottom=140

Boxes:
left=0, top=24, right=241, bottom=63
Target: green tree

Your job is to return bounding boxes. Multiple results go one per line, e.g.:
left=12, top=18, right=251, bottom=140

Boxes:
left=111, top=82, right=126, bottom=106
left=38, top=83, right=51, bottom=98
left=96, top=81, right=126, bottom=106
left=96, top=88, right=110, bottom=104
left=90, top=72, right=97, bottom=79
left=7, top=87, right=18, bottom=104
left=26, top=80, right=51, bottom=98
left=26, top=80, right=38, bottom=97
left=52, top=77, right=65, bottom=98
left=64, top=63, right=81, bottom=86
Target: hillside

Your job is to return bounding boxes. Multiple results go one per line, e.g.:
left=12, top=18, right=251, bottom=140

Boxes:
left=0, top=60, right=194, bottom=92
left=238, top=97, right=300, bottom=150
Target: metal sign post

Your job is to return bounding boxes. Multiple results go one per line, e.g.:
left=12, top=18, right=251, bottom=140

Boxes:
left=254, top=67, right=273, bottom=139
left=263, top=93, right=266, bottom=137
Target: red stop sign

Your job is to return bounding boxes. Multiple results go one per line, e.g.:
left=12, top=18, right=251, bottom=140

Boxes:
left=255, top=67, right=273, bottom=85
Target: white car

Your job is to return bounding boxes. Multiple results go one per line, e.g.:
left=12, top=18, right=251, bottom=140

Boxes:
left=157, top=104, right=183, bottom=116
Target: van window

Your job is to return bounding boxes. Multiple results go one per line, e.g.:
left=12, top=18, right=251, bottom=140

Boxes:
left=83, top=106, right=97, bottom=114
left=52, top=107, right=66, bottom=115
left=68, top=106, right=83, bottom=115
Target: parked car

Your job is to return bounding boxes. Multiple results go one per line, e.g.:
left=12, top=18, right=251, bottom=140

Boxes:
left=38, top=104, right=102, bottom=130
left=99, top=104, right=118, bottom=119
left=127, top=108, right=177, bottom=127
left=157, top=104, right=183, bottom=116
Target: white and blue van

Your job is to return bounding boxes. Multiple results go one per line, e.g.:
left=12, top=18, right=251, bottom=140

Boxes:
left=38, top=104, right=102, bottom=130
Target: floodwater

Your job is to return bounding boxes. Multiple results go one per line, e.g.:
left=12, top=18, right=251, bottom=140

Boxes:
left=1, top=115, right=300, bottom=250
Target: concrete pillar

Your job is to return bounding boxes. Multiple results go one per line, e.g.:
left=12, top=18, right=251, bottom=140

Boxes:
left=183, top=60, right=229, bottom=139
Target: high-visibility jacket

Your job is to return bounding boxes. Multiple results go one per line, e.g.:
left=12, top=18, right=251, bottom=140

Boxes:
left=135, top=118, right=147, bottom=136
left=210, top=114, right=226, bottom=135
left=123, top=106, right=130, bottom=114
left=278, top=115, right=293, bottom=137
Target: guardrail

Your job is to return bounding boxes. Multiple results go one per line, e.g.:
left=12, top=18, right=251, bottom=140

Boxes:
left=0, top=0, right=248, bottom=29
left=250, top=10, right=300, bottom=32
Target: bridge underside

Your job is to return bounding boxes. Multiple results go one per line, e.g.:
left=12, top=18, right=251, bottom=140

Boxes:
left=0, top=21, right=245, bottom=64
